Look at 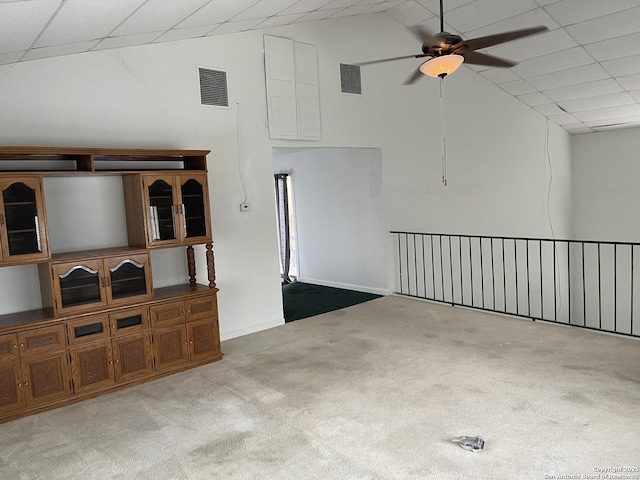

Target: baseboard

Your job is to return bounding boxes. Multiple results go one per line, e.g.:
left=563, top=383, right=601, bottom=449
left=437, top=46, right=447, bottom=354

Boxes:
left=220, top=315, right=284, bottom=341
left=296, top=277, right=389, bottom=296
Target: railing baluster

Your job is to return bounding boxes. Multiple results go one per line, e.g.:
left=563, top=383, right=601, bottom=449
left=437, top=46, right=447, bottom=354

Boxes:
left=553, top=240, right=557, bottom=322
left=598, top=243, right=602, bottom=330
left=430, top=235, right=435, bottom=299
left=439, top=235, right=445, bottom=302
left=540, top=240, right=543, bottom=319
left=459, top=236, right=464, bottom=304
left=480, top=238, right=485, bottom=308
left=449, top=236, right=454, bottom=305
left=413, top=233, right=419, bottom=297
left=582, top=242, right=586, bottom=327
left=526, top=239, right=531, bottom=318
left=398, top=233, right=403, bottom=295
left=469, top=236, right=474, bottom=306
left=491, top=238, right=495, bottom=310
left=422, top=234, right=427, bottom=298
left=515, top=239, right=519, bottom=315
left=614, top=243, right=617, bottom=333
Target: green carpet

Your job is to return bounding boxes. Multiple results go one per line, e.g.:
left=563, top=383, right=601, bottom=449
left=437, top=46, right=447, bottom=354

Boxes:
left=282, top=282, right=382, bottom=322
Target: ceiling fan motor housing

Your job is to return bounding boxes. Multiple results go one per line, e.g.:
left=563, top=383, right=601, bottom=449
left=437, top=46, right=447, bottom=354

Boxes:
left=423, top=32, right=463, bottom=56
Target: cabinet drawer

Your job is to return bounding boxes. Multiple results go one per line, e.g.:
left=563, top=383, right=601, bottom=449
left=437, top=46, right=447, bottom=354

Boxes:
left=0, top=333, right=19, bottom=362
left=150, top=301, right=185, bottom=328
left=185, top=295, right=217, bottom=322
left=66, top=315, right=110, bottom=346
left=110, top=307, right=149, bottom=337
left=17, top=325, right=66, bottom=357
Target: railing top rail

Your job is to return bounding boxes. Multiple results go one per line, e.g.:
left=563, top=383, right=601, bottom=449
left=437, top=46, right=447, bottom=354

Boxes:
left=389, top=231, right=640, bottom=247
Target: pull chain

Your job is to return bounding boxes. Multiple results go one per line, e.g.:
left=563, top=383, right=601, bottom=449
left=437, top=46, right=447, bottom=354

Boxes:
left=439, top=74, right=447, bottom=186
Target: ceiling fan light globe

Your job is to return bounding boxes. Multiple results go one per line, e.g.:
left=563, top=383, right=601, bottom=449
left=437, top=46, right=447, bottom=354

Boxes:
left=420, top=54, right=464, bottom=78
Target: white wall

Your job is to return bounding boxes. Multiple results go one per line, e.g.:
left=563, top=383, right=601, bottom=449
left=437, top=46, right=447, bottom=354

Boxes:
left=273, top=147, right=386, bottom=295
left=572, top=127, right=640, bottom=242
left=0, top=13, right=573, bottom=338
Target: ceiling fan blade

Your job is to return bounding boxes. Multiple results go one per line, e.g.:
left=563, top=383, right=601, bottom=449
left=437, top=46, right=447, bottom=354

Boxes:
left=403, top=68, right=425, bottom=85
left=408, top=25, right=440, bottom=45
left=461, top=26, right=549, bottom=51
left=462, top=51, right=516, bottom=67
left=356, top=53, right=429, bottom=66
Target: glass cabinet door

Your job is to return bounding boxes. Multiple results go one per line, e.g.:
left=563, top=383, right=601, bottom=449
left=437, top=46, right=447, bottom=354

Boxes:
left=0, top=177, right=49, bottom=264
left=52, top=259, right=107, bottom=315
left=105, top=254, right=152, bottom=305
left=178, top=174, right=211, bottom=243
left=145, top=177, right=178, bottom=244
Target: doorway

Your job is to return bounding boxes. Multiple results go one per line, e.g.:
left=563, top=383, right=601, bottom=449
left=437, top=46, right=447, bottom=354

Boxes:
left=273, top=147, right=388, bottom=321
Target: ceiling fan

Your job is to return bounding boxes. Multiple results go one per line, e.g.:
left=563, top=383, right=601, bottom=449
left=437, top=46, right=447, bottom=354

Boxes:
left=357, top=0, right=549, bottom=84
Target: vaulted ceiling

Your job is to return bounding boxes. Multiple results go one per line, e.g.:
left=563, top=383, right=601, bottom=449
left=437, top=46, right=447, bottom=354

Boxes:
left=1, top=0, right=639, bottom=135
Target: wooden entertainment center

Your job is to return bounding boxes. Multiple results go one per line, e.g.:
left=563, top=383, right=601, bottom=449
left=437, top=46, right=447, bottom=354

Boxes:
left=0, top=147, right=221, bottom=423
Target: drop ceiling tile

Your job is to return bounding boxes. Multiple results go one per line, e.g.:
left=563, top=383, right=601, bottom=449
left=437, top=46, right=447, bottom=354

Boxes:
left=534, top=103, right=566, bottom=115
left=526, top=63, right=608, bottom=90
left=585, top=32, right=640, bottom=62
left=630, top=90, right=640, bottom=102
left=386, top=1, right=433, bottom=26
left=591, top=121, right=640, bottom=131
left=480, top=68, right=520, bottom=84
left=0, top=0, right=62, bottom=53
left=517, top=92, right=553, bottom=106
left=617, top=73, right=640, bottom=91
left=208, top=18, right=264, bottom=35
left=93, top=31, right=162, bottom=50
left=585, top=115, right=640, bottom=127
left=565, top=6, right=640, bottom=45
left=330, top=4, right=374, bottom=17
left=415, top=0, right=475, bottom=17
left=35, top=0, right=146, bottom=48
left=112, top=0, right=211, bottom=36
left=443, top=0, right=539, bottom=33
left=601, top=54, right=640, bottom=77
left=558, top=92, right=636, bottom=113
left=544, top=0, right=639, bottom=26
left=535, top=0, right=561, bottom=6
left=320, top=0, right=366, bottom=9
left=544, top=78, right=623, bottom=102
left=0, top=50, right=24, bottom=66
left=254, top=13, right=307, bottom=28
left=500, top=79, right=537, bottom=95
left=153, top=25, right=215, bottom=43
left=362, top=1, right=405, bottom=14
left=465, top=8, right=559, bottom=39
left=547, top=113, right=579, bottom=125
left=572, top=104, right=640, bottom=123
left=511, top=47, right=593, bottom=78
left=487, top=28, right=577, bottom=63
left=178, top=0, right=260, bottom=28
left=280, top=0, right=334, bottom=15
left=296, top=8, right=345, bottom=22
left=566, top=126, right=594, bottom=135
left=234, top=0, right=301, bottom=21
left=23, top=40, right=99, bottom=61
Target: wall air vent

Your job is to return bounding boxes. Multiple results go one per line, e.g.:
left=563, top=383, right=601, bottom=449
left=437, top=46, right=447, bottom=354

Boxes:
left=198, top=68, right=229, bottom=107
left=340, top=63, right=362, bottom=95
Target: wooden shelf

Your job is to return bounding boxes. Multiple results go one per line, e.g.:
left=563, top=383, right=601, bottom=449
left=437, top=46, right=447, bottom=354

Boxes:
left=0, top=147, right=210, bottom=174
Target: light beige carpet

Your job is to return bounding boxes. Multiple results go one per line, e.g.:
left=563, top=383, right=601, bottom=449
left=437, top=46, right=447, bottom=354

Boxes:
left=1, top=296, right=639, bottom=479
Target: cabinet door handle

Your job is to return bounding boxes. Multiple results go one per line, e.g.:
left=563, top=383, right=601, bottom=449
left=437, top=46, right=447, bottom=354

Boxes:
left=17, top=382, right=22, bottom=388
left=186, top=309, right=191, bottom=315
left=24, top=381, right=29, bottom=386
left=189, top=340, right=193, bottom=345
left=12, top=344, right=18, bottom=350
left=109, top=360, right=113, bottom=365
left=19, top=343, right=25, bottom=351
left=114, top=358, right=119, bottom=363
